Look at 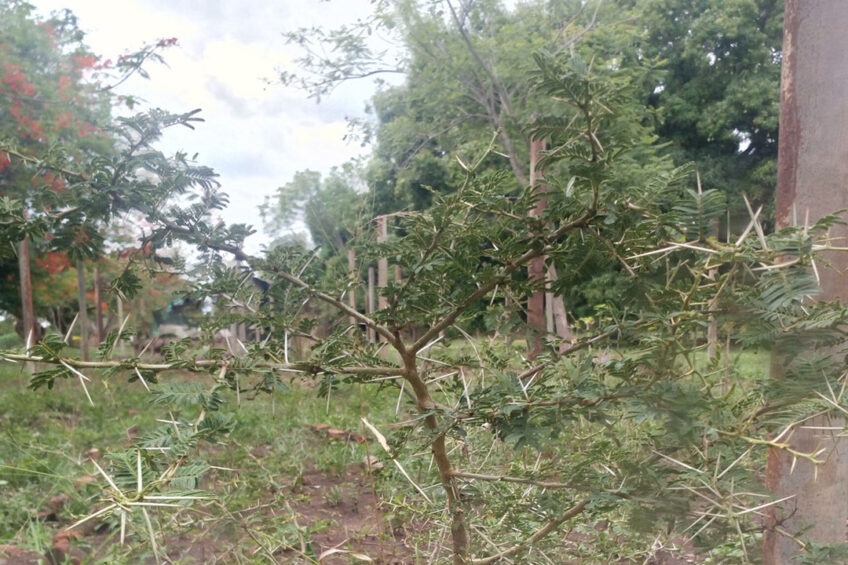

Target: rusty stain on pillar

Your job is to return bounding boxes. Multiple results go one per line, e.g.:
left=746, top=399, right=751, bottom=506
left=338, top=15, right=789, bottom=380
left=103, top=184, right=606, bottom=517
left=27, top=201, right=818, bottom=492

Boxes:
left=764, top=1, right=848, bottom=562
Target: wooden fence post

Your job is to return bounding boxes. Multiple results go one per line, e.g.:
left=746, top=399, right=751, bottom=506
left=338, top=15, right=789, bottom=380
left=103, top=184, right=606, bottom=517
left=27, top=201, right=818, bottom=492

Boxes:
left=348, top=248, right=358, bottom=334
left=17, top=235, right=36, bottom=348
left=367, top=265, right=376, bottom=343
left=377, top=215, right=388, bottom=313
left=76, top=258, right=89, bottom=361
left=527, top=137, right=547, bottom=359
left=94, top=265, right=104, bottom=342
left=116, top=297, right=126, bottom=356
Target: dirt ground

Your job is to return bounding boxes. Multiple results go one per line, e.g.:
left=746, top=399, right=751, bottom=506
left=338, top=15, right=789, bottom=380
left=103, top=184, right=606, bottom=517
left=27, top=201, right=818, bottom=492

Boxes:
left=1, top=447, right=411, bottom=565
left=1, top=426, right=702, bottom=565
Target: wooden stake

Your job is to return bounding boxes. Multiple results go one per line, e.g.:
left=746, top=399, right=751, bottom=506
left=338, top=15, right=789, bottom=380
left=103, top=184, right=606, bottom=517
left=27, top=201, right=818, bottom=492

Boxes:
left=17, top=235, right=36, bottom=347
left=94, top=266, right=104, bottom=342
left=377, top=215, right=388, bottom=312
left=347, top=248, right=358, bottom=334
left=367, top=265, right=376, bottom=343
left=527, top=137, right=548, bottom=359
left=77, top=258, right=89, bottom=361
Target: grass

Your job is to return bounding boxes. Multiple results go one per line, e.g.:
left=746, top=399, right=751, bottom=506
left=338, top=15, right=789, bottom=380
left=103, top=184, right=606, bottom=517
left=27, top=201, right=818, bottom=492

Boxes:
left=0, top=333, right=773, bottom=563
left=0, top=355, right=418, bottom=563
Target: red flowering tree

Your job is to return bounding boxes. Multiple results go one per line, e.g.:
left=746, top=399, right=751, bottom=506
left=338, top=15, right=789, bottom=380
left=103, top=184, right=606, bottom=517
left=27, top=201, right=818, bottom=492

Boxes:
left=0, top=1, right=175, bottom=344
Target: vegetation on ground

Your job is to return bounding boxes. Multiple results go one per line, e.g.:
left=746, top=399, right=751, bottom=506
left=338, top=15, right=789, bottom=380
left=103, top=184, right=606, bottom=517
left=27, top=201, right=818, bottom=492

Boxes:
left=4, top=1, right=848, bottom=564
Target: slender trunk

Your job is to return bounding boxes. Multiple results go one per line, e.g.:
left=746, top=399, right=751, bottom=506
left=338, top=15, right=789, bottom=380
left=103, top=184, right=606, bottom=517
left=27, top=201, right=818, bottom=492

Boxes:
left=546, top=264, right=575, bottom=348
left=401, top=351, right=468, bottom=564
left=706, top=302, right=718, bottom=360
left=116, top=297, right=126, bottom=356
left=347, top=249, right=358, bottom=333
left=76, top=258, right=89, bottom=361
left=17, top=236, right=36, bottom=346
left=377, top=216, right=388, bottom=314
left=94, top=266, right=104, bottom=342
left=527, top=137, right=547, bottom=359
left=707, top=220, right=719, bottom=360
left=367, top=266, right=376, bottom=343
left=136, top=297, right=145, bottom=354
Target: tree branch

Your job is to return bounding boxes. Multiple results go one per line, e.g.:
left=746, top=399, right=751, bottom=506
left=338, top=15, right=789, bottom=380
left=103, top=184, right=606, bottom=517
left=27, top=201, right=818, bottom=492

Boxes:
left=451, top=470, right=574, bottom=489
left=410, top=208, right=596, bottom=353
left=152, top=213, right=402, bottom=351
left=445, top=0, right=528, bottom=185
left=0, top=147, right=89, bottom=180
left=0, top=352, right=403, bottom=377
left=514, top=328, right=616, bottom=381
left=271, top=267, right=401, bottom=350
left=471, top=500, right=589, bottom=564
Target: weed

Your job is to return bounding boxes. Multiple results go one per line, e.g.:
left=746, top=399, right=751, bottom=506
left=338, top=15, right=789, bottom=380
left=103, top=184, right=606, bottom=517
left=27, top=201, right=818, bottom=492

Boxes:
left=323, top=484, right=345, bottom=508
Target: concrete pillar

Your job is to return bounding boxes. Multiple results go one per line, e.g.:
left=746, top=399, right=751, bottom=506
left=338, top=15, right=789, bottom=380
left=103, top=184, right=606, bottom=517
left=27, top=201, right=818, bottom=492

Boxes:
left=765, top=2, right=848, bottom=562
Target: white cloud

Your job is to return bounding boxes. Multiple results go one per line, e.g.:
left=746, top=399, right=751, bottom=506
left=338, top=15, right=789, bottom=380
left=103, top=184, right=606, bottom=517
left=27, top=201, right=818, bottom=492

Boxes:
left=31, top=0, right=389, bottom=254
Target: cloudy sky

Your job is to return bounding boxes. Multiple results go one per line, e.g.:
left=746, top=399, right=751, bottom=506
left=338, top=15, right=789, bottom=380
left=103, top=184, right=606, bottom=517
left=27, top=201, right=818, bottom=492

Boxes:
left=33, top=0, right=395, bottom=253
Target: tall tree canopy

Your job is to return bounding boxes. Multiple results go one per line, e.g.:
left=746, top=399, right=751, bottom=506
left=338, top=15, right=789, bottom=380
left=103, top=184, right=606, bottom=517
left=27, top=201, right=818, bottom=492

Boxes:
left=273, top=0, right=781, bottom=220
left=639, top=0, right=783, bottom=216
left=0, top=0, right=176, bottom=329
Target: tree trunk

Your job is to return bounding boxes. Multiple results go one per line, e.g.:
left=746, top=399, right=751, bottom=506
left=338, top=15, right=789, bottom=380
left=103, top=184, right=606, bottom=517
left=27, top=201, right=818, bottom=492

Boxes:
left=76, top=258, right=89, bottom=361
left=707, top=220, right=719, bottom=360
left=116, top=297, right=127, bottom=356
left=17, top=235, right=37, bottom=346
left=367, top=265, right=376, bottom=343
left=347, top=248, right=358, bottom=334
left=401, top=351, right=468, bottom=564
left=527, top=137, right=548, bottom=359
left=377, top=215, right=388, bottom=313
left=94, top=266, right=104, bottom=342
left=546, top=264, right=574, bottom=348
left=706, top=303, right=718, bottom=360
left=764, top=2, right=848, bottom=562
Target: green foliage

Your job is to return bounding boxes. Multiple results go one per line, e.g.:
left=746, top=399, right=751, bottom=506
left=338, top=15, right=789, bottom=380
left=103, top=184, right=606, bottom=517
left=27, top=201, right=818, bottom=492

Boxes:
left=3, top=3, right=847, bottom=563
left=637, top=0, right=784, bottom=216
left=0, top=1, right=181, bottom=330
left=206, top=49, right=847, bottom=561
left=260, top=162, right=367, bottom=252
left=151, top=382, right=225, bottom=412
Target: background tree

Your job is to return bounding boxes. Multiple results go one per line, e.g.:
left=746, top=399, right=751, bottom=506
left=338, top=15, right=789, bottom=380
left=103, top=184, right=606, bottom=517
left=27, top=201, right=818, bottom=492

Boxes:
left=0, top=2, right=106, bottom=341
left=6, top=2, right=839, bottom=563
left=5, top=46, right=846, bottom=563
left=261, top=162, right=366, bottom=252
left=279, top=0, right=782, bottom=219
left=0, top=1, right=178, bottom=346
left=638, top=0, right=783, bottom=219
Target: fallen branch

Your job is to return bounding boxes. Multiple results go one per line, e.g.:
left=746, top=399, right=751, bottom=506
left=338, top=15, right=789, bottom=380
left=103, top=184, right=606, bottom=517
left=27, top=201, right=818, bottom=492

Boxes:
left=0, top=352, right=403, bottom=378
